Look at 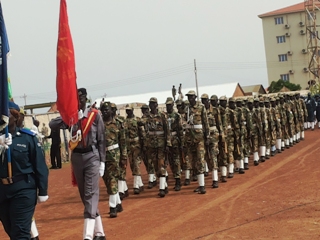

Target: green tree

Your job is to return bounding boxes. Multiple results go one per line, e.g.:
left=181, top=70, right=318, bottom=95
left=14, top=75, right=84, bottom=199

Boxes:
left=268, top=79, right=301, bottom=93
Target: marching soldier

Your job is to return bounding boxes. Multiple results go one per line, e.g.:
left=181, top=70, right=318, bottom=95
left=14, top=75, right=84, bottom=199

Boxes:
left=296, top=93, right=307, bottom=139
left=270, top=97, right=282, bottom=154
left=184, top=90, right=210, bottom=194
left=264, top=98, right=272, bottom=159
left=165, top=97, right=184, bottom=191
left=259, top=97, right=267, bottom=162
left=227, top=97, right=240, bottom=177
left=145, top=97, right=171, bottom=197
left=101, top=101, right=127, bottom=218
left=201, top=94, right=219, bottom=188
left=218, top=96, right=229, bottom=182
left=252, top=98, right=262, bottom=165
left=176, top=100, right=192, bottom=185
left=125, top=104, right=144, bottom=195
left=111, top=103, right=129, bottom=200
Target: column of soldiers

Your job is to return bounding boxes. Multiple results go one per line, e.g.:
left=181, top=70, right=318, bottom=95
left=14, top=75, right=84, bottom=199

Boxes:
left=98, top=91, right=308, bottom=218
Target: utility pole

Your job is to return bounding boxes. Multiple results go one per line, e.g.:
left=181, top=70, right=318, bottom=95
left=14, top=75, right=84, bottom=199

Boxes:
left=194, top=59, right=199, bottom=100
left=305, top=0, right=320, bottom=87
left=20, top=93, right=27, bottom=106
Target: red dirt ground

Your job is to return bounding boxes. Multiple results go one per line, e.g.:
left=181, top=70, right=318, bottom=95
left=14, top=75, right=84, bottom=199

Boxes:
left=1, top=129, right=320, bottom=239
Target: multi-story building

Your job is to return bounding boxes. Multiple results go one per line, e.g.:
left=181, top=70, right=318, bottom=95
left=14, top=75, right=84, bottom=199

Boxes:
left=259, top=2, right=320, bottom=90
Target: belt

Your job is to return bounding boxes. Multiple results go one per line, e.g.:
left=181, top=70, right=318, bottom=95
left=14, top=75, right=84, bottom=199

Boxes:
left=73, top=146, right=93, bottom=153
left=170, top=131, right=177, bottom=136
left=148, top=131, right=164, bottom=135
left=209, top=126, right=217, bottom=131
left=106, top=144, right=119, bottom=151
left=0, top=174, right=28, bottom=185
left=186, top=124, right=202, bottom=129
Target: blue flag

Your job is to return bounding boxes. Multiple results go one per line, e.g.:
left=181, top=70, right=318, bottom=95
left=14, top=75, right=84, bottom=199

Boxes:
left=0, top=2, right=9, bottom=131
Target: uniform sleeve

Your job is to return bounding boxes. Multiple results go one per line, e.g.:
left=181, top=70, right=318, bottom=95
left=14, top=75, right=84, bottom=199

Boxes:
left=201, top=106, right=210, bottom=139
left=29, top=136, right=49, bottom=196
left=119, top=122, right=127, bottom=159
left=177, top=113, right=184, bottom=147
left=49, top=116, right=68, bottom=130
left=95, top=113, right=106, bottom=162
left=163, top=113, right=172, bottom=147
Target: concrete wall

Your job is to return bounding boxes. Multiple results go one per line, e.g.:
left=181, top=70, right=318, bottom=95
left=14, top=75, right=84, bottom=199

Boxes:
left=261, top=12, right=311, bottom=89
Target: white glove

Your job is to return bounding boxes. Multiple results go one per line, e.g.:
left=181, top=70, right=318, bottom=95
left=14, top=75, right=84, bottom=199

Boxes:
left=99, top=162, right=105, bottom=177
left=38, top=195, right=49, bottom=203
left=78, top=110, right=84, bottom=119
left=0, top=133, right=12, bottom=149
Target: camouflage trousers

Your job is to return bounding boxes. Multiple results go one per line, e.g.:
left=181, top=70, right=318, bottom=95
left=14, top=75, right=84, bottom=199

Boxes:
left=218, top=137, right=228, bottom=167
left=265, top=130, right=271, bottom=149
left=181, top=146, right=192, bottom=170
left=251, top=134, right=259, bottom=152
left=234, top=135, right=243, bottom=161
left=186, top=141, right=205, bottom=175
left=227, top=136, right=235, bottom=164
left=146, top=147, right=167, bottom=177
left=168, top=146, right=181, bottom=179
left=103, top=149, right=120, bottom=195
left=282, top=124, right=288, bottom=140
left=205, top=142, right=218, bottom=171
left=270, top=128, right=276, bottom=146
left=288, top=123, right=295, bottom=138
left=128, top=144, right=142, bottom=176
left=243, top=137, right=250, bottom=158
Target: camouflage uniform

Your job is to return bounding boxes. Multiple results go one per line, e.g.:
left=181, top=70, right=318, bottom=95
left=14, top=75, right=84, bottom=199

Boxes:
left=125, top=104, right=144, bottom=193
left=241, top=99, right=253, bottom=169
left=184, top=90, right=210, bottom=192
left=259, top=97, right=268, bottom=161
left=270, top=97, right=282, bottom=153
left=284, top=95, right=294, bottom=147
left=165, top=97, right=184, bottom=191
left=138, top=105, right=152, bottom=172
left=176, top=100, right=192, bottom=185
left=234, top=99, right=246, bottom=173
left=202, top=94, right=219, bottom=187
left=145, top=97, right=171, bottom=196
left=102, top=104, right=127, bottom=205
left=297, top=94, right=307, bottom=139
left=218, top=96, right=229, bottom=180
left=264, top=98, right=272, bottom=158
left=226, top=97, right=240, bottom=177
left=252, top=98, right=262, bottom=165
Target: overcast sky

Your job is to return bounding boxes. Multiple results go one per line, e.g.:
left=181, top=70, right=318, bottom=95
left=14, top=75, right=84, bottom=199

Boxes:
left=2, top=0, right=300, bottom=108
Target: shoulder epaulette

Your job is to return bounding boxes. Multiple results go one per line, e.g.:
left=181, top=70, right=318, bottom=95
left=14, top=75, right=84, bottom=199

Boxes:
left=116, top=117, right=124, bottom=123
left=20, top=128, right=37, bottom=136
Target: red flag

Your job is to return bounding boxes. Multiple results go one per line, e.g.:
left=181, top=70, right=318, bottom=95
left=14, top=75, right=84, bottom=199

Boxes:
left=56, top=0, right=78, bottom=126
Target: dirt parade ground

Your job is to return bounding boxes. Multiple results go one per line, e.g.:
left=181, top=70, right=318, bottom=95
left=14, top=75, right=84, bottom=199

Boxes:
left=1, top=130, right=320, bottom=239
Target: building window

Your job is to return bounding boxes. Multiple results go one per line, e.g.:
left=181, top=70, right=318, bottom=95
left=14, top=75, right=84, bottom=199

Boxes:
left=275, top=17, right=284, bottom=25
left=280, top=74, right=290, bottom=82
left=276, top=36, right=286, bottom=43
left=278, top=54, right=288, bottom=62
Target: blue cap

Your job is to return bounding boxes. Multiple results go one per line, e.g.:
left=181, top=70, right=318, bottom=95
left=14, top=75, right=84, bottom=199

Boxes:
left=9, top=101, right=20, bottom=111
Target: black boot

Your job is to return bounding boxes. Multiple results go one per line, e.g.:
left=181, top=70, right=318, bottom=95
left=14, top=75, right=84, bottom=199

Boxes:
left=266, top=155, right=270, bottom=159
left=164, top=187, right=169, bottom=194
left=148, top=181, right=154, bottom=189
left=212, top=181, right=219, bottom=188
left=254, top=161, right=259, bottom=166
left=133, top=188, right=140, bottom=194
left=93, top=236, right=106, bottom=240
left=192, top=174, right=197, bottom=181
left=174, top=178, right=181, bottom=191
left=184, top=179, right=190, bottom=186
left=228, top=173, right=234, bottom=178
left=124, top=190, right=129, bottom=198
left=260, top=156, right=265, bottom=162
left=221, top=176, right=227, bottom=183
left=244, top=163, right=249, bottom=170
left=116, top=204, right=123, bottom=213
left=158, top=189, right=166, bottom=198
left=119, top=192, right=125, bottom=200
left=139, top=186, right=144, bottom=192
left=239, top=168, right=245, bottom=174
left=198, top=186, right=206, bottom=194
left=204, top=172, right=209, bottom=177
left=31, top=237, right=39, bottom=240
left=109, top=207, right=117, bottom=218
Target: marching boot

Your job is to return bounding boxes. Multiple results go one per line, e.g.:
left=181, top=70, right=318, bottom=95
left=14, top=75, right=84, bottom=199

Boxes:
left=228, top=163, right=234, bottom=178
left=158, top=177, right=166, bottom=198
left=239, top=160, right=245, bottom=174
left=93, top=216, right=106, bottom=240
left=221, top=166, right=227, bottom=182
left=148, top=174, right=155, bottom=189
left=133, top=175, right=140, bottom=194
left=184, top=170, right=190, bottom=185
left=116, top=204, right=123, bottom=213
left=83, top=218, right=96, bottom=239
left=174, top=178, right=181, bottom=191
left=244, top=157, right=249, bottom=170
left=212, top=181, right=219, bottom=188
left=31, top=238, right=39, bottom=240
left=197, top=174, right=206, bottom=194
left=109, top=207, right=117, bottom=218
